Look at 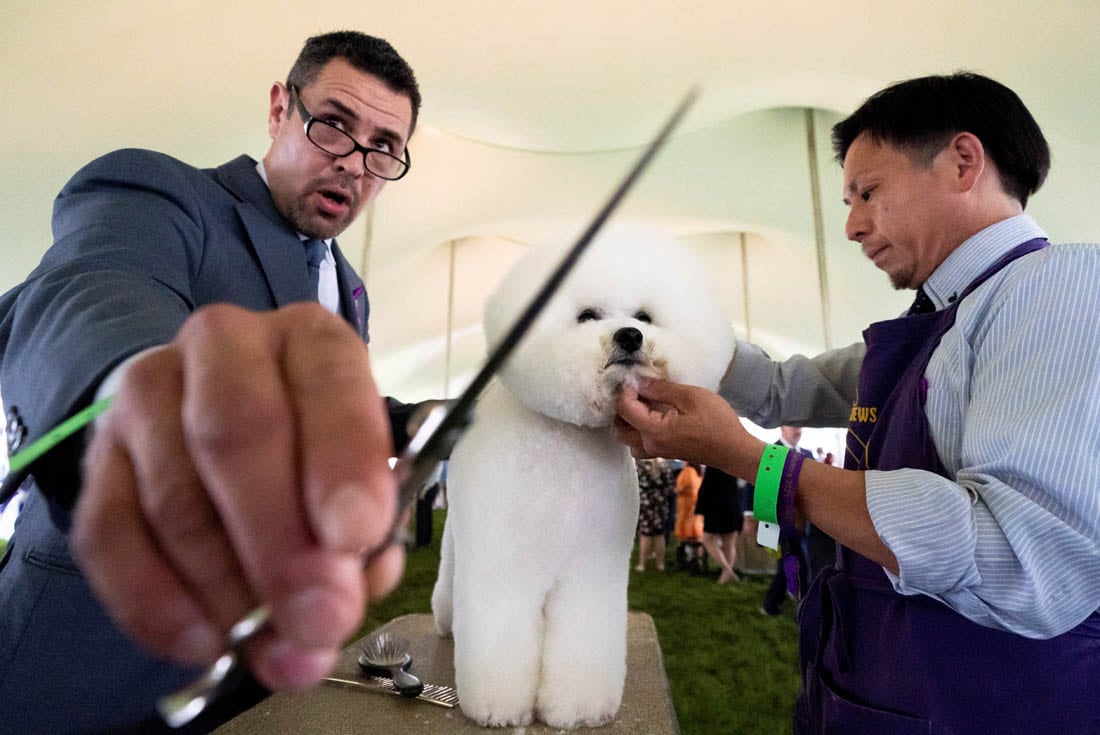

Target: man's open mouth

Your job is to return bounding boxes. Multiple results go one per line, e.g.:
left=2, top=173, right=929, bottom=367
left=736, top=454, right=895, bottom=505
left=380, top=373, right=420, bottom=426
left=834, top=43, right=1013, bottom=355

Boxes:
left=319, top=188, right=350, bottom=206
left=315, top=187, right=353, bottom=216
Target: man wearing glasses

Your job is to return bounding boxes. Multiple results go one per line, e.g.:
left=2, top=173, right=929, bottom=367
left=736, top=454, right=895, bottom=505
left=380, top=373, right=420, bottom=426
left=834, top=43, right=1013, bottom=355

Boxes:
left=0, top=31, right=421, bottom=733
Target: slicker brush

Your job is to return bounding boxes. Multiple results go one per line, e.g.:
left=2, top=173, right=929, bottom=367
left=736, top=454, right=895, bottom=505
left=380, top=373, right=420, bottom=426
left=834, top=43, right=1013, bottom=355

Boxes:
left=357, top=632, right=424, bottom=697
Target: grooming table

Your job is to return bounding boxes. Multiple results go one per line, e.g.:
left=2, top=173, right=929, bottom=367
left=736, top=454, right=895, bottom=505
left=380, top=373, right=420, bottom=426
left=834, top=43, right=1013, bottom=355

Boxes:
left=214, top=611, right=679, bottom=734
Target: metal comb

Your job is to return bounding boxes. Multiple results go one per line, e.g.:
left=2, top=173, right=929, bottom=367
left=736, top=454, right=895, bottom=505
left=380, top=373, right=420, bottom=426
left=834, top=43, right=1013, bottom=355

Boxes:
left=322, top=676, right=459, bottom=708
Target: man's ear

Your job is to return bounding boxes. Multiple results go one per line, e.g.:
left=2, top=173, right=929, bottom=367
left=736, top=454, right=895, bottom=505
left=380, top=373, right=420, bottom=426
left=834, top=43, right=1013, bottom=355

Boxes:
left=268, top=83, right=290, bottom=139
left=949, top=132, right=987, bottom=193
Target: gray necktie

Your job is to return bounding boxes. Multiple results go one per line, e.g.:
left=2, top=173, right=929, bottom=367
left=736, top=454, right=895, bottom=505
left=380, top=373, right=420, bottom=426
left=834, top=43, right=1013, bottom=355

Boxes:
left=304, top=239, right=326, bottom=298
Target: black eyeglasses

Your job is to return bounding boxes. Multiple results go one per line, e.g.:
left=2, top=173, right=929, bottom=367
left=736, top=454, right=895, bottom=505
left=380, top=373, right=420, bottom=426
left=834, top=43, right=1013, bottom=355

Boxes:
left=290, top=85, right=410, bottom=181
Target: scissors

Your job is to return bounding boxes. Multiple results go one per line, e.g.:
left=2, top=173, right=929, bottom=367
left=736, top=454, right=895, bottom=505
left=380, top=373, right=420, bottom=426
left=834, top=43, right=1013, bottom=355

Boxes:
left=0, top=87, right=699, bottom=727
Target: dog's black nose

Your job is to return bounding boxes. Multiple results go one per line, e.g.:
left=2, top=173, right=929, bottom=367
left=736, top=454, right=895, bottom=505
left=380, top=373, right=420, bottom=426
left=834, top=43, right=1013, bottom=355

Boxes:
left=613, top=327, right=644, bottom=353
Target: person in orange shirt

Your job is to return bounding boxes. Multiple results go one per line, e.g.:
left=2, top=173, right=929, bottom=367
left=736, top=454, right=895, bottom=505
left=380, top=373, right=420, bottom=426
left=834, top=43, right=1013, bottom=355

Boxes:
left=674, top=463, right=705, bottom=542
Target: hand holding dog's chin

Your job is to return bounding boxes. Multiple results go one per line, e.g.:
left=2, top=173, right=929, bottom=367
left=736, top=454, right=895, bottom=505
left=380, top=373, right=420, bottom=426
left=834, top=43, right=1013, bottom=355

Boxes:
left=615, top=380, right=762, bottom=476
left=615, top=380, right=721, bottom=463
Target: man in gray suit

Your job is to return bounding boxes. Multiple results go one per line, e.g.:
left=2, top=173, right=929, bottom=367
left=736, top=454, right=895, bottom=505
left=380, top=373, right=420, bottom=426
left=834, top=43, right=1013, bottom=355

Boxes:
left=0, top=31, right=422, bottom=732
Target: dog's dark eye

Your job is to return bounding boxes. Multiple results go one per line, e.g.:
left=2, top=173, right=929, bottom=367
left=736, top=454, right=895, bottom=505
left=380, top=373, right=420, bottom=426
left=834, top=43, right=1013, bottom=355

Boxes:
left=577, top=308, right=600, bottom=323
left=633, top=310, right=652, bottom=324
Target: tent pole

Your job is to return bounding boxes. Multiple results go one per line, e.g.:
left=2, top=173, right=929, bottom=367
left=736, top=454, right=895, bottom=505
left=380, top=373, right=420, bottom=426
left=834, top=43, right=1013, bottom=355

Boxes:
left=739, top=231, right=752, bottom=344
left=358, top=201, right=374, bottom=279
left=443, top=239, right=457, bottom=399
left=805, top=108, right=833, bottom=350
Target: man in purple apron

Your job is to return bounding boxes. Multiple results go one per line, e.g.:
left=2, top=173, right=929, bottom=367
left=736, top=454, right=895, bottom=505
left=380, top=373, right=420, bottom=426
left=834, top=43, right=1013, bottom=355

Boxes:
left=616, top=72, right=1100, bottom=733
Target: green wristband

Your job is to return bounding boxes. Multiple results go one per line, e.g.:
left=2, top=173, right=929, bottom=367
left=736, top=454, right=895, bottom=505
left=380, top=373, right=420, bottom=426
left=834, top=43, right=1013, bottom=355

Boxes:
left=752, top=444, right=789, bottom=525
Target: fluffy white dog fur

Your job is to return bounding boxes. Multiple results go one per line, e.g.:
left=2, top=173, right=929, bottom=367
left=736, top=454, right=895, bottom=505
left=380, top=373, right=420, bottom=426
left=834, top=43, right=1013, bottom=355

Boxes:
left=431, top=227, right=735, bottom=728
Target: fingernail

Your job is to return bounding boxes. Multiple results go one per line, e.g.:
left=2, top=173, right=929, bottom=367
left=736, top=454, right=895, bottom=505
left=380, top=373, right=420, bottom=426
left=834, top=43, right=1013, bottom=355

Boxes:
left=258, top=639, right=337, bottom=690
left=170, top=622, right=221, bottom=663
left=282, top=587, right=344, bottom=647
left=316, top=484, right=372, bottom=550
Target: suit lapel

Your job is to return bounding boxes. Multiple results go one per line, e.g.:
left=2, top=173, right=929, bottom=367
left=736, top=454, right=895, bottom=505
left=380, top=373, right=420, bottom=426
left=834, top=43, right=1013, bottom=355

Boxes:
left=215, top=156, right=313, bottom=307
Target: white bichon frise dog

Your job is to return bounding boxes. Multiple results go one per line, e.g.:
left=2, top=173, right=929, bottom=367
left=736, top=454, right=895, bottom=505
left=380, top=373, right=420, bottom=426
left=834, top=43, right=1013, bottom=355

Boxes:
left=431, top=227, right=735, bottom=729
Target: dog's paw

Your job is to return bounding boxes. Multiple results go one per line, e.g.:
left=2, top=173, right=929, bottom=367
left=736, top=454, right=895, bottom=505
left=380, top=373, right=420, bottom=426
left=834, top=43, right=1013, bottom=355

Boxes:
left=460, top=700, right=536, bottom=728
left=537, top=669, right=622, bottom=729
left=456, top=665, right=539, bottom=728
left=537, top=697, right=619, bottom=730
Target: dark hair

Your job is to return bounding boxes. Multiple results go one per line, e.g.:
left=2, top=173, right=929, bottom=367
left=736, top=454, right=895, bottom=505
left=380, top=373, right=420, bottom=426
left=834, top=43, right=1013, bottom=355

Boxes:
left=831, top=72, right=1050, bottom=207
left=287, top=30, right=422, bottom=135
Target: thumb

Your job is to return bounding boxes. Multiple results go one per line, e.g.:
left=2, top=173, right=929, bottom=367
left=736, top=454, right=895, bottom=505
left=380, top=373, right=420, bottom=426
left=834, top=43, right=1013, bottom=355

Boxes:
left=635, top=378, right=687, bottom=407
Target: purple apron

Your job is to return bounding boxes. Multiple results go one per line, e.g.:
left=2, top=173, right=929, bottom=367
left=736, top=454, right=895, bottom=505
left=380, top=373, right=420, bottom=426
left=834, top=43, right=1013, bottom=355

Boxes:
left=795, top=239, right=1100, bottom=735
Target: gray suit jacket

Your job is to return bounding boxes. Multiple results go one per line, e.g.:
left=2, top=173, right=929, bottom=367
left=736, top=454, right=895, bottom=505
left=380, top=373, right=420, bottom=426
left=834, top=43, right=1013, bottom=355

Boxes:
left=1, top=149, right=371, bottom=510
left=0, top=150, right=374, bottom=732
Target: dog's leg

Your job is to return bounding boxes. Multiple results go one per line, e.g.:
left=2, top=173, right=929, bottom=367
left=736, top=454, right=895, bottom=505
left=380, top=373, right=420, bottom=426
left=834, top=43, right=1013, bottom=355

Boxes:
left=536, top=560, right=628, bottom=729
left=453, top=576, right=545, bottom=727
left=430, top=517, right=455, bottom=636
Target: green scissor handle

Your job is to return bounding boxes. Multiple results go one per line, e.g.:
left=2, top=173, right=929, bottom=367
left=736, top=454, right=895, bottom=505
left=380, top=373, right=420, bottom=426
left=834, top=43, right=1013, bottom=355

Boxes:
left=1, top=396, right=114, bottom=502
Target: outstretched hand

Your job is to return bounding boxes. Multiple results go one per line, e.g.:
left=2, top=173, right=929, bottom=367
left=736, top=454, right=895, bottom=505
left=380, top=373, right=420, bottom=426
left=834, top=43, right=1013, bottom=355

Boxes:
left=614, top=378, right=763, bottom=478
left=72, top=303, right=403, bottom=692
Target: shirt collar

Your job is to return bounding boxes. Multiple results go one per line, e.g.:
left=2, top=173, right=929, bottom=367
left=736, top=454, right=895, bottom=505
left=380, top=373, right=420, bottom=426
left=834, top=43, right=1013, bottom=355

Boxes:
left=921, top=214, right=1047, bottom=309
left=255, top=159, right=269, bottom=187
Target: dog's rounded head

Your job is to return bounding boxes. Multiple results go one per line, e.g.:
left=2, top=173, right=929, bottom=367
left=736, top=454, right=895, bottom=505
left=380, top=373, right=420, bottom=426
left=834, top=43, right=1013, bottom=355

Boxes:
left=484, top=226, right=735, bottom=427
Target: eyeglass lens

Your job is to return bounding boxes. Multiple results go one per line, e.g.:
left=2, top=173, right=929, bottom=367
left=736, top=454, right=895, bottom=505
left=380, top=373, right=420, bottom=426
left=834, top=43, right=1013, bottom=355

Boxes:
left=307, top=122, right=406, bottom=179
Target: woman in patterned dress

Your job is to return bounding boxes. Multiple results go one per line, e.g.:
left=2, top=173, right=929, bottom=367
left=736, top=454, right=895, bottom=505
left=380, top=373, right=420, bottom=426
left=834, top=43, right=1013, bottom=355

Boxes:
left=634, top=457, right=676, bottom=571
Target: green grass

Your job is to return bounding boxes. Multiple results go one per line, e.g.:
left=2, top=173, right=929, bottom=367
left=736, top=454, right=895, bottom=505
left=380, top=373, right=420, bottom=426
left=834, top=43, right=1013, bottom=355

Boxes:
left=360, top=510, right=800, bottom=734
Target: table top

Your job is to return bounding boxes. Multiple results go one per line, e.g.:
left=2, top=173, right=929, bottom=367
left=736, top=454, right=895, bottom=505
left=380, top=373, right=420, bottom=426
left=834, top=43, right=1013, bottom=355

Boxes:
left=214, top=611, right=680, bottom=734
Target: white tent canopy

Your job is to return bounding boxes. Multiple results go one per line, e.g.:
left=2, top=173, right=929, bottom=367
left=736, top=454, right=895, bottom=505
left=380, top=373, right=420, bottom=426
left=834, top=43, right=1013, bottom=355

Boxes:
left=3, top=2, right=1098, bottom=406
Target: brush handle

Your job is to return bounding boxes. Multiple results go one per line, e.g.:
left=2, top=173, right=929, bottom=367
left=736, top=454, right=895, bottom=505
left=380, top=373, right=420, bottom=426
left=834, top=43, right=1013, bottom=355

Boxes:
left=389, top=663, right=424, bottom=697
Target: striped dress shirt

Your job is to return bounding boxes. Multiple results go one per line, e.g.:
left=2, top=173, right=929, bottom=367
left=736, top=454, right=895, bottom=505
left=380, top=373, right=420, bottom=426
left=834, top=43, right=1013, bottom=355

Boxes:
left=720, top=214, right=1100, bottom=638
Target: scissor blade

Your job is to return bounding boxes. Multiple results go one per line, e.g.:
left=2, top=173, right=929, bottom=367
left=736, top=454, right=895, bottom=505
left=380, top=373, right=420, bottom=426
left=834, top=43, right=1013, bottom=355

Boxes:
left=391, top=87, right=700, bottom=508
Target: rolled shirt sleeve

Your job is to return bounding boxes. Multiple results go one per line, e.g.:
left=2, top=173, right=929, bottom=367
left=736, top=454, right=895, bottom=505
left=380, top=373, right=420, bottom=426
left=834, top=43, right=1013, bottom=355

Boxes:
left=719, top=340, right=864, bottom=428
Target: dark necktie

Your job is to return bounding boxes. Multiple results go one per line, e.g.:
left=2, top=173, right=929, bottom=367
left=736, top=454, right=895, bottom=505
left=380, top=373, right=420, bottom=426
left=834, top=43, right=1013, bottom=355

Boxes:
left=907, top=286, right=936, bottom=316
left=304, top=239, right=326, bottom=298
